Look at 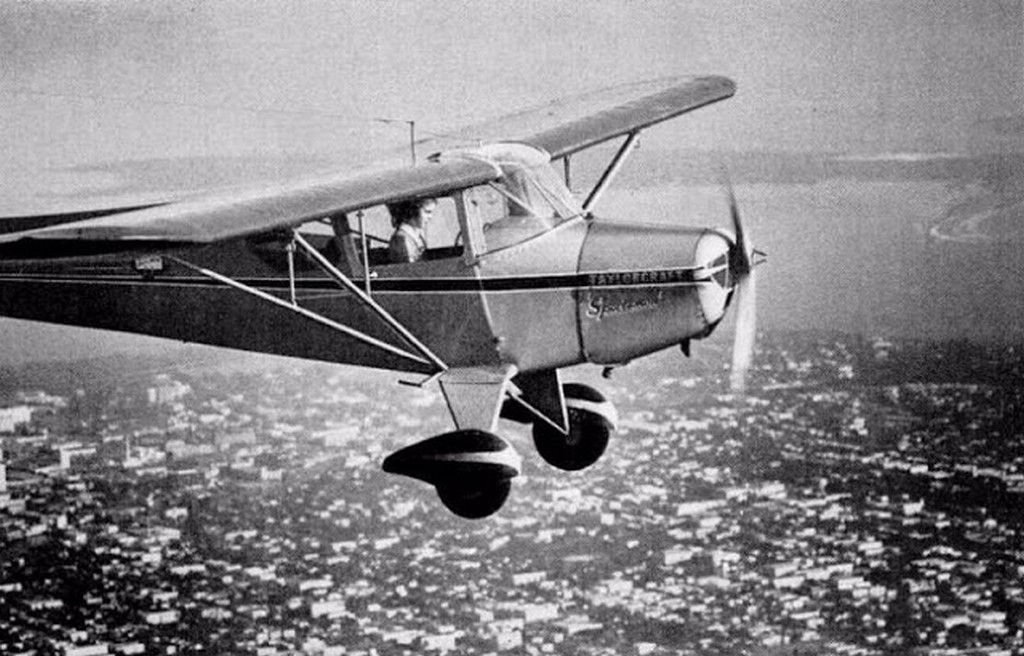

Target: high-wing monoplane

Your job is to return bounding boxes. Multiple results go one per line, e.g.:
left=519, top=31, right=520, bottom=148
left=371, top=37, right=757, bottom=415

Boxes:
left=0, top=76, right=763, bottom=518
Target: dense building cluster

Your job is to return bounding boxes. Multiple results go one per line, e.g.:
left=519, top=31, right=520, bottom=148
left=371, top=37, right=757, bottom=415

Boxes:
left=0, top=331, right=1021, bottom=655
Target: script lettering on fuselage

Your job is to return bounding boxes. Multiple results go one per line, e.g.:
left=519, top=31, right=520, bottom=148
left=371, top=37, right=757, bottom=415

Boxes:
left=585, top=289, right=665, bottom=321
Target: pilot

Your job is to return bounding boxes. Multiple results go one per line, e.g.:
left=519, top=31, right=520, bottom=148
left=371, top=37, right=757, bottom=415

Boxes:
left=388, top=197, right=436, bottom=263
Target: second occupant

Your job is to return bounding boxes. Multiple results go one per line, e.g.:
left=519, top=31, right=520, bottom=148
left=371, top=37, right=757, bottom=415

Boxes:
left=388, top=198, right=436, bottom=263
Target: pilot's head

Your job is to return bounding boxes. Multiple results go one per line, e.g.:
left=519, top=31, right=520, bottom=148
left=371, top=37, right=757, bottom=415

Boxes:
left=389, top=198, right=436, bottom=229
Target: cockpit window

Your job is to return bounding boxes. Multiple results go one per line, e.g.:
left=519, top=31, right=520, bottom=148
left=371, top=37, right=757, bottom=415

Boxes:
left=300, top=145, right=585, bottom=270
left=469, top=155, right=582, bottom=253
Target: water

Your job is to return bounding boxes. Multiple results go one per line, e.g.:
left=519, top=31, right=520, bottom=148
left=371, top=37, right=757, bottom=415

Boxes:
left=602, top=178, right=1024, bottom=343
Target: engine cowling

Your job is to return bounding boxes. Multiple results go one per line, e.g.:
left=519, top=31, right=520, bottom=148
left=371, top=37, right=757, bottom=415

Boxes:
left=577, top=220, right=734, bottom=364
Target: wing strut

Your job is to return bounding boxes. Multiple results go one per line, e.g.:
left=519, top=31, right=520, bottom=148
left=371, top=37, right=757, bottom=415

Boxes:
left=291, top=231, right=449, bottom=373
left=170, top=256, right=435, bottom=368
left=582, top=131, right=640, bottom=213
left=171, top=231, right=448, bottom=375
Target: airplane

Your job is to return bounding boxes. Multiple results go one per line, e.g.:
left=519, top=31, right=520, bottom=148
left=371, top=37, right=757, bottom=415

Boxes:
left=0, top=75, right=762, bottom=519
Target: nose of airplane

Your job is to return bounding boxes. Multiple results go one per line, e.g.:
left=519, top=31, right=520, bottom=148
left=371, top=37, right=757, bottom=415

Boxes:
left=693, top=229, right=735, bottom=325
left=576, top=219, right=735, bottom=364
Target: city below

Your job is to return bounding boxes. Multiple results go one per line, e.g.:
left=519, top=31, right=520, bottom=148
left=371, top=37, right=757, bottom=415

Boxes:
left=0, top=330, right=1022, bottom=656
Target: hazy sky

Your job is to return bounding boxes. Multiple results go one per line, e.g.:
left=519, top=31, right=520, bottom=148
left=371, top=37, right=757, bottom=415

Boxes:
left=0, top=1, right=1022, bottom=360
left=3, top=1, right=1021, bottom=169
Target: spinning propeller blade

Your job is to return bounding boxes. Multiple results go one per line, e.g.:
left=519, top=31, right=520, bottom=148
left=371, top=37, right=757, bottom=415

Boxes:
left=729, top=267, right=757, bottom=393
left=723, top=173, right=758, bottom=393
left=726, top=180, right=750, bottom=277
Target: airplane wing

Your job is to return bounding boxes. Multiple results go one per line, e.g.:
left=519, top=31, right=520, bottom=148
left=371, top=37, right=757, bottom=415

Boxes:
left=0, top=157, right=500, bottom=258
left=425, top=75, right=736, bottom=159
left=1, top=75, right=732, bottom=259
left=519, top=76, right=735, bottom=159
left=524, top=75, right=733, bottom=158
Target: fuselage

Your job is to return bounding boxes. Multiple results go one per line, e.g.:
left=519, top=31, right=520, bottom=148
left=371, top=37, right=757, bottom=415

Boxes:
left=0, top=211, right=734, bottom=375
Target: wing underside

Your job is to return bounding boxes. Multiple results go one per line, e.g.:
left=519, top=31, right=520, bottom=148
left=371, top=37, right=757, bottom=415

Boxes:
left=0, top=158, right=501, bottom=259
left=1, top=75, right=734, bottom=260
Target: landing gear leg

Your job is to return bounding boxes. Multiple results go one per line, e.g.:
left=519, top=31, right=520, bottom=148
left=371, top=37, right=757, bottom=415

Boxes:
left=382, top=366, right=521, bottom=519
left=502, top=372, right=618, bottom=472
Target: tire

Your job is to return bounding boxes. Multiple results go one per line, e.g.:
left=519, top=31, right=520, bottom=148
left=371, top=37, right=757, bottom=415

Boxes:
left=532, top=383, right=615, bottom=471
left=436, top=479, right=512, bottom=519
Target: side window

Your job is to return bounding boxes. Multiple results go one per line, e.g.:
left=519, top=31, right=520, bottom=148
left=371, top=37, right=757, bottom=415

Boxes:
left=424, top=196, right=461, bottom=249
left=348, top=197, right=462, bottom=267
left=469, top=185, right=510, bottom=226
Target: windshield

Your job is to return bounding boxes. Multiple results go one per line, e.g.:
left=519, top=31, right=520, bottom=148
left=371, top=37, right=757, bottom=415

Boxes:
left=469, top=152, right=582, bottom=252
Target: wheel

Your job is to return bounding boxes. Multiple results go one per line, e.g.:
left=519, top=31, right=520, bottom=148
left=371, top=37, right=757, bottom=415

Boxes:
left=533, top=412, right=610, bottom=471
left=383, top=430, right=521, bottom=519
left=436, top=479, right=512, bottom=519
left=532, top=383, right=616, bottom=471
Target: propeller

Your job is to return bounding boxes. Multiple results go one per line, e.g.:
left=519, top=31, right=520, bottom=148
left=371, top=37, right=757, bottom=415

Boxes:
left=723, top=173, right=759, bottom=394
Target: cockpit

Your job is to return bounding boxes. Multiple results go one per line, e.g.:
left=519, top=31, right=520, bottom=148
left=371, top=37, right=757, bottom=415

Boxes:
left=457, top=143, right=582, bottom=254
left=278, top=143, right=582, bottom=275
